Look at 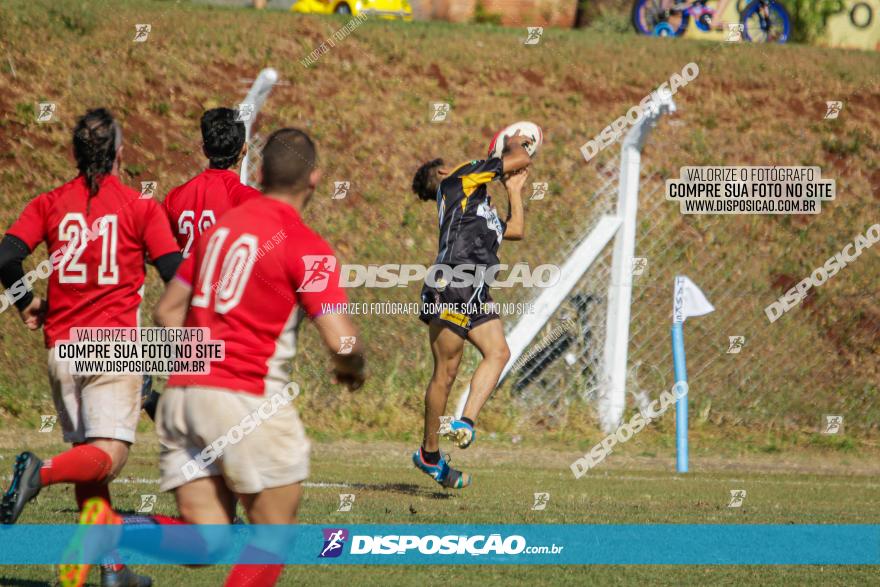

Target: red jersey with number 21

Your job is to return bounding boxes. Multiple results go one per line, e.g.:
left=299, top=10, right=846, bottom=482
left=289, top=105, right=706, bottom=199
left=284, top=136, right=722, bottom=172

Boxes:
left=6, top=175, right=179, bottom=347
left=167, top=197, right=348, bottom=396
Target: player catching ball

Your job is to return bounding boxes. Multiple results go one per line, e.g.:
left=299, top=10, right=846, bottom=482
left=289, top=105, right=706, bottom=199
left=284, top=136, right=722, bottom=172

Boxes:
left=410, top=132, right=533, bottom=488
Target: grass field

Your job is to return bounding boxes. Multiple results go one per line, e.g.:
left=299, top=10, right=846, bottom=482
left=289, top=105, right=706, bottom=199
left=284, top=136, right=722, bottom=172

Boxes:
left=1, top=429, right=878, bottom=585
left=0, top=2, right=878, bottom=584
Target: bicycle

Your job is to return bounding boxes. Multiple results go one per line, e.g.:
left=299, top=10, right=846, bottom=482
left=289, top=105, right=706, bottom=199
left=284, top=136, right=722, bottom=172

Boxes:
left=631, top=0, right=792, bottom=43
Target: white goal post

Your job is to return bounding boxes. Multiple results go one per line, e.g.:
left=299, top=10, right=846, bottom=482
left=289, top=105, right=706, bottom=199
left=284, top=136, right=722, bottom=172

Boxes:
left=239, top=67, right=279, bottom=187
left=455, top=95, right=676, bottom=433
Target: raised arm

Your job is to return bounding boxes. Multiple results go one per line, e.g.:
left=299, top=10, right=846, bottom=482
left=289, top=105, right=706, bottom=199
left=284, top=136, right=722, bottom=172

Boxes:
left=502, top=168, right=529, bottom=241
left=501, top=132, right=533, bottom=175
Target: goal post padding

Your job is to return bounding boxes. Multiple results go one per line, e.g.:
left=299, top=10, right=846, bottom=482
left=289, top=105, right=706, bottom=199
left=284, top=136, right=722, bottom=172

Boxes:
left=239, top=67, right=279, bottom=187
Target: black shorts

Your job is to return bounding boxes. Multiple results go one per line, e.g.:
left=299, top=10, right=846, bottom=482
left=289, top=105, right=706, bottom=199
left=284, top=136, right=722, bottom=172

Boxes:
left=419, top=282, right=500, bottom=339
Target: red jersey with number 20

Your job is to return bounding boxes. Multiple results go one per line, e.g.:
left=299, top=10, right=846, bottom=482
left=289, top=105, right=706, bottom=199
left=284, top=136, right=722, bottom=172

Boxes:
left=6, top=175, right=179, bottom=348
left=167, top=197, right=348, bottom=396
left=162, top=168, right=261, bottom=257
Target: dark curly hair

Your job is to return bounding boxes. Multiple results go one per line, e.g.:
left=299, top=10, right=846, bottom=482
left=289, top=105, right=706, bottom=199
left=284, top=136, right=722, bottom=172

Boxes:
left=411, top=158, right=444, bottom=202
left=201, top=108, right=246, bottom=169
left=72, top=108, right=120, bottom=198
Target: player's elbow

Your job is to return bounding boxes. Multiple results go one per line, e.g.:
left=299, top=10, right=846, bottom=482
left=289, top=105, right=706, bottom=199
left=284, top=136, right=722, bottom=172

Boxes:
left=152, top=303, right=170, bottom=328
left=153, top=297, right=179, bottom=328
left=154, top=252, right=183, bottom=283
left=504, top=225, right=524, bottom=241
left=504, top=149, right=531, bottom=174
left=0, top=235, right=30, bottom=271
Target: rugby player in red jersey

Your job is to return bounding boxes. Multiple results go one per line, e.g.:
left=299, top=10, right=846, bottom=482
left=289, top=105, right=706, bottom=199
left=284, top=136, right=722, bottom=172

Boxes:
left=0, top=108, right=181, bottom=586
left=147, top=127, right=364, bottom=586
left=139, top=108, right=262, bottom=420
left=409, top=133, right=532, bottom=488
left=162, top=107, right=260, bottom=258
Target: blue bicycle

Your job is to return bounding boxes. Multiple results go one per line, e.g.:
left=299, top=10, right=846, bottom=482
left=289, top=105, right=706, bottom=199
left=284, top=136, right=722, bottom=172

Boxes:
left=631, top=0, right=791, bottom=43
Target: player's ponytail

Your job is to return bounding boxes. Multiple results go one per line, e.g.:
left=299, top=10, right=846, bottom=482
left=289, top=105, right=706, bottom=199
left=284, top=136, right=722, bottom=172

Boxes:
left=72, top=108, right=121, bottom=200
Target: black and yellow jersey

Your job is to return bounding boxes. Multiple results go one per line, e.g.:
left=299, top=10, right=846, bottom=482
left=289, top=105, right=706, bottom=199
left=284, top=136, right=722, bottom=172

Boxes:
left=433, top=157, right=506, bottom=267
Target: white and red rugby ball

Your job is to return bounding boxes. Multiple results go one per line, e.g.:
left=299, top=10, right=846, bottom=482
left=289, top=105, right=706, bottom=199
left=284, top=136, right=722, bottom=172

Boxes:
left=487, top=121, right=543, bottom=159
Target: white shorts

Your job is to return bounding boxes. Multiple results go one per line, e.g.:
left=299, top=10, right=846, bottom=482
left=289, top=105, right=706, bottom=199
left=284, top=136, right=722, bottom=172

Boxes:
left=47, top=350, right=142, bottom=444
left=157, top=386, right=310, bottom=494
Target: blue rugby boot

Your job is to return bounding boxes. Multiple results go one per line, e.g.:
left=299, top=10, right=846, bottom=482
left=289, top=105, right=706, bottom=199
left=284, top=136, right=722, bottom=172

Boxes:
left=440, top=418, right=475, bottom=449
left=412, top=448, right=471, bottom=489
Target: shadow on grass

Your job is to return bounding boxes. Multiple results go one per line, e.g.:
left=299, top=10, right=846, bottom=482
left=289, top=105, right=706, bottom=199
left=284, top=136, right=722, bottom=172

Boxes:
left=55, top=507, right=155, bottom=516
left=55, top=482, right=453, bottom=521
left=0, top=579, right=52, bottom=587
left=345, top=481, right=454, bottom=499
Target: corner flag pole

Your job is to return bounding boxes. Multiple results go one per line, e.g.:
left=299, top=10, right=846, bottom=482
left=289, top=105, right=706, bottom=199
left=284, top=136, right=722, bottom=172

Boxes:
left=671, top=275, right=714, bottom=474
left=671, top=319, right=688, bottom=473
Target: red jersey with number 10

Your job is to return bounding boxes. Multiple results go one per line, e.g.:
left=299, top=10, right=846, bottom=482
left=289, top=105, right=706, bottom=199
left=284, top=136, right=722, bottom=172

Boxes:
left=167, top=197, right=348, bottom=396
left=6, top=175, right=179, bottom=348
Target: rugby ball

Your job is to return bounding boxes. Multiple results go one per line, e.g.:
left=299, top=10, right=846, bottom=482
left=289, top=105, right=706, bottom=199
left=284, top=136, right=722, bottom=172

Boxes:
left=487, top=121, right=542, bottom=159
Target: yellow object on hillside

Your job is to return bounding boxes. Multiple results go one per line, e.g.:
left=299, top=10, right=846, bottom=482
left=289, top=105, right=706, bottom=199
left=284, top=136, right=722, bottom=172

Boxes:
left=824, top=0, right=880, bottom=50
left=290, top=0, right=413, bottom=20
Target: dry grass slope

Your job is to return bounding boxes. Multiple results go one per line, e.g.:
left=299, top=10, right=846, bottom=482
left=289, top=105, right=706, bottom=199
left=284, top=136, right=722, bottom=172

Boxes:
left=0, top=0, right=877, bottom=448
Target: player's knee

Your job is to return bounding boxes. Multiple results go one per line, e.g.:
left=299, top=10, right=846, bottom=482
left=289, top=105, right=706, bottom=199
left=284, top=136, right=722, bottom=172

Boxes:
left=431, top=364, right=459, bottom=390
left=177, top=500, right=233, bottom=529
left=107, top=449, right=129, bottom=478
left=88, top=439, right=130, bottom=479
left=177, top=500, right=198, bottom=523
left=431, top=372, right=456, bottom=392
left=489, top=343, right=511, bottom=365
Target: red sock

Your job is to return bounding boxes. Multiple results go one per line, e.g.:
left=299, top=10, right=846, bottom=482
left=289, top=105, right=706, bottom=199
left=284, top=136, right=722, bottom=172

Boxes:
left=224, top=547, right=283, bottom=587
left=70, top=456, right=116, bottom=569
left=74, top=482, right=111, bottom=510
left=40, top=444, right=112, bottom=486
left=224, top=564, right=283, bottom=587
left=150, top=515, right=184, bottom=525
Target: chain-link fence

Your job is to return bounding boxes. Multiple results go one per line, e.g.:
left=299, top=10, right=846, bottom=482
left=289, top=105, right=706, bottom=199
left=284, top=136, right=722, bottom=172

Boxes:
left=504, top=127, right=879, bottom=436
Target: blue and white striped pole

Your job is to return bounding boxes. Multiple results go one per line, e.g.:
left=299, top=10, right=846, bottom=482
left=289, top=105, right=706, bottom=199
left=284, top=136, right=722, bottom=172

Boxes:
left=671, top=276, right=714, bottom=474
left=671, top=320, right=688, bottom=473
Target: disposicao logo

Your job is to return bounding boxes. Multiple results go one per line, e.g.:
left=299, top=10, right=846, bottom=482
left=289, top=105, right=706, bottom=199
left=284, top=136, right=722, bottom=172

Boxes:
left=319, top=528, right=349, bottom=558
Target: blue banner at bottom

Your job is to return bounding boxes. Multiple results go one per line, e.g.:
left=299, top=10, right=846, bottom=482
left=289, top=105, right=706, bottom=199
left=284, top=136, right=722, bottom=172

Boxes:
left=0, top=525, right=877, bottom=565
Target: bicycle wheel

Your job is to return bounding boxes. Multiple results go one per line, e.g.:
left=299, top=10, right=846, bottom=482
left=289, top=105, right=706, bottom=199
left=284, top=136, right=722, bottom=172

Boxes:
left=741, top=0, right=791, bottom=42
left=631, top=0, right=690, bottom=37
